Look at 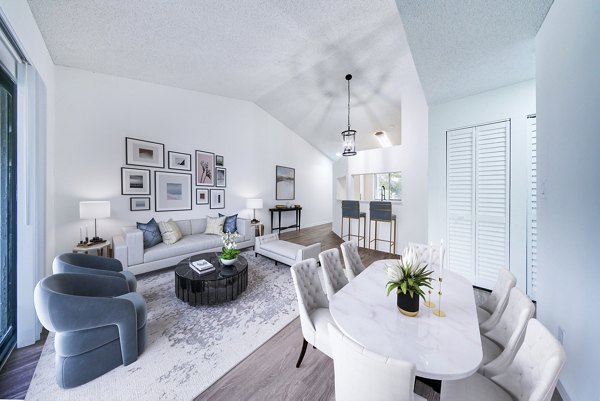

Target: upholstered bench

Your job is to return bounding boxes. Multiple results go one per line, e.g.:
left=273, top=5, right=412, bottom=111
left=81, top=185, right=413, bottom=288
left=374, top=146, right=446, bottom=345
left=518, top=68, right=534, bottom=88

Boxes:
left=255, top=233, right=321, bottom=266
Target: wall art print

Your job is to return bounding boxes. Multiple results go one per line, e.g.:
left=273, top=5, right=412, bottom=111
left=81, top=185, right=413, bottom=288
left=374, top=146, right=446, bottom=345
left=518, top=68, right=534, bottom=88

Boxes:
left=130, top=197, right=151, bottom=211
left=155, top=171, right=192, bottom=212
left=196, top=188, right=209, bottom=205
left=126, top=137, right=165, bottom=168
left=168, top=151, right=192, bottom=171
left=121, top=167, right=151, bottom=195
left=216, top=167, right=226, bottom=187
left=195, top=150, right=215, bottom=186
left=216, top=155, right=224, bottom=167
left=276, top=165, right=295, bottom=200
left=210, top=189, right=225, bottom=209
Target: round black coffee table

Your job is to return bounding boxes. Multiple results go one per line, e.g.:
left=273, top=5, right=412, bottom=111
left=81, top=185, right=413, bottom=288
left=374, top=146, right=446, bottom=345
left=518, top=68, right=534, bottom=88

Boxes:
left=174, top=253, right=248, bottom=306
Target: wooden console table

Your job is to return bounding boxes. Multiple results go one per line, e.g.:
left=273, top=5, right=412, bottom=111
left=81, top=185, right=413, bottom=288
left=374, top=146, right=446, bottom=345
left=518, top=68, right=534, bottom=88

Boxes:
left=269, top=206, right=302, bottom=234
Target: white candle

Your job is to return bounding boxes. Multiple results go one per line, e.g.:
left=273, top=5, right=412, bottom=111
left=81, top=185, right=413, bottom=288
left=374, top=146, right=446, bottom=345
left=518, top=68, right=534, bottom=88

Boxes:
left=79, top=227, right=83, bottom=242
left=428, top=241, right=433, bottom=267
left=440, top=239, right=445, bottom=277
left=85, top=226, right=88, bottom=239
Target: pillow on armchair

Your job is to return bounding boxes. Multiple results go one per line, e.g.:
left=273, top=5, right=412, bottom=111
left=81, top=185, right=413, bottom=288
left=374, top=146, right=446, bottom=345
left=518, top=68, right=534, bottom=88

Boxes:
left=205, top=216, right=226, bottom=235
left=136, top=218, right=162, bottom=248
left=219, top=213, right=238, bottom=233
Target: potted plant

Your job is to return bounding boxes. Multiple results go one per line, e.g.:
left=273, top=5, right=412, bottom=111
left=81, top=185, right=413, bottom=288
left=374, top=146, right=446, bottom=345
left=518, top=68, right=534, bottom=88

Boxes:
left=220, top=232, right=241, bottom=266
left=385, top=246, right=434, bottom=317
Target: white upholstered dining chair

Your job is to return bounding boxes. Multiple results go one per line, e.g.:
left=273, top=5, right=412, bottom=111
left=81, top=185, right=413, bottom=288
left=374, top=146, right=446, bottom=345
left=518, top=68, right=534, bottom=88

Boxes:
left=290, top=258, right=335, bottom=368
left=478, top=268, right=517, bottom=331
left=441, top=318, right=566, bottom=401
left=319, top=248, right=349, bottom=300
left=328, top=323, right=426, bottom=401
left=340, top=241, right=365, bottom=281
left=480, top=287, right=535, bottom=375
left=408, top=242, right=441, bottom=270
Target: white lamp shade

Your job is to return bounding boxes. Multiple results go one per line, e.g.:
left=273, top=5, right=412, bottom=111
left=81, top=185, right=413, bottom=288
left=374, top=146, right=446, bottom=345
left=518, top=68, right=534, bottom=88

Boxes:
left=246, top=198, right=263, bottom=209
left=80, top=201, right=111, bottom=219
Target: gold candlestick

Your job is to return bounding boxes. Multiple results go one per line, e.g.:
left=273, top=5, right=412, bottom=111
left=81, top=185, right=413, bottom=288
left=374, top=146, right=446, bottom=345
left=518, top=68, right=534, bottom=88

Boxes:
left=433, top=277, right=446, bottom=317
left=424, top=288, right=435, bottom=308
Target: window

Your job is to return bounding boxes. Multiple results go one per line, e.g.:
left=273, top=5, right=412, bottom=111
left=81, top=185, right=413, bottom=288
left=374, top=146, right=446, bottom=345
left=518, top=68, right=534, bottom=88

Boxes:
left=374, top=172, right=402, bottom=201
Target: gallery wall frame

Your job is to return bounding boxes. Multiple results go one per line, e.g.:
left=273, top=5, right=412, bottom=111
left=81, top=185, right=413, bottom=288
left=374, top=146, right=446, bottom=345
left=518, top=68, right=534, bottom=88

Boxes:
left=121, top=167, right=151, bottom=195
left=130, top=197, right=151, bottom=211
left=126, top=137, right=165, bottom=168
left=155, top=171, right=192, bottom=212
left=196, top=150, right=215, bottom=186
left=276, top=165, right=295, bottom=200
left=216, top=155, right=224, bottom=167
left=196, top=188, right=209, bottom=205
left=210, top=189, right=225, bottom=209
left=168, top=151, right=192, bottom=171
left=216, top=167, right=226, bottom=187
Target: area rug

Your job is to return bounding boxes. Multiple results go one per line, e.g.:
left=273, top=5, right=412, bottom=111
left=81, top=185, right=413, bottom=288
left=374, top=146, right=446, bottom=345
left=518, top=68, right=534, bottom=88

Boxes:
left=25, top=251, right=299, bottom=401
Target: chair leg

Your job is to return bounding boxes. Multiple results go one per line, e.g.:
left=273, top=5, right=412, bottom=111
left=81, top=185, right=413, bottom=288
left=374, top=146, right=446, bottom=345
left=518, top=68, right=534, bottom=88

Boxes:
left=296, top=339, right=308, bottom=368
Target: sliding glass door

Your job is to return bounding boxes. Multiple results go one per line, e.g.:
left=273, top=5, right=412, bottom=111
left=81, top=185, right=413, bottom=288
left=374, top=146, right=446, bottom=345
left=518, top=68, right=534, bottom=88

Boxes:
left=0, top=66, right=17, bottom=365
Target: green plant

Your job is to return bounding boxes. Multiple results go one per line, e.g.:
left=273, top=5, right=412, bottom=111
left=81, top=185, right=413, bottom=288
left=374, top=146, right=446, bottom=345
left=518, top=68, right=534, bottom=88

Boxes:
left=220, top=231, right=241, bottom=260
left=385, top=247, right=434, bottom=299
left=220, top=247, right=240, bottom=260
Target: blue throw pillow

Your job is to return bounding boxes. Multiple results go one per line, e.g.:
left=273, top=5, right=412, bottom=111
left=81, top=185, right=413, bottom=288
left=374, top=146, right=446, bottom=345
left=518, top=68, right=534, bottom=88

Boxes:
left=219, top=213, right=238, bottom=233
left=137, top=218, right=163, bottom=248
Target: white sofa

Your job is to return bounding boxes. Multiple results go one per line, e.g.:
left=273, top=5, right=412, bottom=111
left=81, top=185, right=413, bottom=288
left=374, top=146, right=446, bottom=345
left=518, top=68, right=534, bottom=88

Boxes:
left=254, top=233, right=320, bottom=266
left=113, top=217, right=254, bottom=275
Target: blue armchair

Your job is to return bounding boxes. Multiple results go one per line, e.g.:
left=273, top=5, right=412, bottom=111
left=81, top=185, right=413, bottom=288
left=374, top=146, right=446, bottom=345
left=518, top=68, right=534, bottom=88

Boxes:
left=53, top=253, right=137, bottom=292
left=34, top=273, right=147, bottom=388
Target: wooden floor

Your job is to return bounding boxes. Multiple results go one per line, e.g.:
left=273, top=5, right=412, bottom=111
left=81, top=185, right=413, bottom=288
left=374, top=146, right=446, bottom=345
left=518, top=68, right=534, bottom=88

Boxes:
left=0, top=330, right=47, bottom=399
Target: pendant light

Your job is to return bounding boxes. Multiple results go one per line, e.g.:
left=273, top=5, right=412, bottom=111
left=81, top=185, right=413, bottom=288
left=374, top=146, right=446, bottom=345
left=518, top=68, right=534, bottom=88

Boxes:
left=341, top=74, right=357, bottom=156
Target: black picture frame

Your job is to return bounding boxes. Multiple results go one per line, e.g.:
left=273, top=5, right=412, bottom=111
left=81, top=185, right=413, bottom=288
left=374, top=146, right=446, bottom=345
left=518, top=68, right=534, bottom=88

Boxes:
left=196, top=188, right=209, bottom=205
left=121, top=167, right=151, bottom=195
left=130, top=197, right=151, bottom=211
left=276, top=165, right=295, bottom=200
left=195, top=150, right=215, bottom=186
left=125, top=137, right=165, bottom=168
left=216, top=167, right=226, bottom=187
left=210, top=189, right=225, bottom=209
left=168, top=151, right=192, bottom=171
left=154, top=171, right=193, bottom=212
left=216, top=154, right=224, bottom=166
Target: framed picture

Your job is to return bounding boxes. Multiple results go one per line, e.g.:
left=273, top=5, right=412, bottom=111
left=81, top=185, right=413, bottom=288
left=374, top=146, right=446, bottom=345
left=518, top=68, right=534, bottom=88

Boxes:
left=130, top=197, right=151, bottom=211
left=216, top=167, right=226, bottom=187
left=155, top=171, right=192, bottom=212
left=276, top=165, right=295, bottom=200
left=126, top=137, right=164, bottom=168
left=216, top=155, right=224, bottom=167
left=210, top=189, right=225, bottom=209
left=121, top=167, right=151, bottom=195
left=168, top=151, right=192, bottom=171
left=195, top=150, right=215, bottom=186
left=196, top=188, right=209, bottom=205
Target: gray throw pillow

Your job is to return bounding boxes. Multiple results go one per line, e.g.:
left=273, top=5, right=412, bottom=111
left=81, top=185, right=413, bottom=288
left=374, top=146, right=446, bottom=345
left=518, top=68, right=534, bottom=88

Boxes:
left=137, top=218, right=163, bottom=248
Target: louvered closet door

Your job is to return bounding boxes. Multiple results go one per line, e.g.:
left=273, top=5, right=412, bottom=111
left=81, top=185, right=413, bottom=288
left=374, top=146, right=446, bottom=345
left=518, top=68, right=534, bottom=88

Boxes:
left=475, top=121, right=510, bottom=289
left=446, top=127, right=476, bottom=282
left=527, top=116, right=537, bottom=300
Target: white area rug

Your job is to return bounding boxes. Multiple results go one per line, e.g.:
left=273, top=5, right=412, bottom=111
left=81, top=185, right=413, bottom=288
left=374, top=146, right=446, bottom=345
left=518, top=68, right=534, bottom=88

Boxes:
left=26, top=251, right=298, bottom=401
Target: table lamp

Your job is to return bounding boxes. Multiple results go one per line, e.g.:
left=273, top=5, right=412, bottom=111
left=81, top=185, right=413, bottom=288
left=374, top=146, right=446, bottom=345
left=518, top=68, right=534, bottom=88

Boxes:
left=246, top=198, right=263, bottom=224
left=80, top=201, right=111, bottom=243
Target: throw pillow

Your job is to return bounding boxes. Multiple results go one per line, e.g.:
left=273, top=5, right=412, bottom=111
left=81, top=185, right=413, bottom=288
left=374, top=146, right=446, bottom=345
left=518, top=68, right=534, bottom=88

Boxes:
left=219, top=213, right=238, bottom=233
left=205, top=216, right=226, bottom=235
left=158, top=219, right=183, bottom=245
left=136, top=218, right=163, bottom=248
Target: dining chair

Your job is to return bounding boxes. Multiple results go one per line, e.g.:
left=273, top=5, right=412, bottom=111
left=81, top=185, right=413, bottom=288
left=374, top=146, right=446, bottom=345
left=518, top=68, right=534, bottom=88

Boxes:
left=290, top=258, right=335, bottom=368
left=478, top=268, right=517, bottom=330
left=441, top=318, right=566, bottom=401
left=340, top=241, right=365, bottom=281
left=479, top=287, right=535, bottom=375
left=328, top=323, right=426, bottom=401
left=319, top=248, right=349, bottom=300
left=408, top=242, right=441, bottom=270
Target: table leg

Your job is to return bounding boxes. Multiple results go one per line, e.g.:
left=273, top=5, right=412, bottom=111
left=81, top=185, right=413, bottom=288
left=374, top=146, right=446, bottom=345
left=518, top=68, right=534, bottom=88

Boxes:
left=271, top=210, right=274, bottom=233
left=278, top=211, right=282, bottom=234
left=298, top=209, right=302, bottom=230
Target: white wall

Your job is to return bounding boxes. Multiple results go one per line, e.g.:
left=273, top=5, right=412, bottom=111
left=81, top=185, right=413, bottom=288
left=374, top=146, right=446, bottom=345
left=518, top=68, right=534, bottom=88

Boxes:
left=54, top=67, right=332, bottom=258
left=536, top=1, right=600, bottom=400
left=428, top=80, right=536, bottom=290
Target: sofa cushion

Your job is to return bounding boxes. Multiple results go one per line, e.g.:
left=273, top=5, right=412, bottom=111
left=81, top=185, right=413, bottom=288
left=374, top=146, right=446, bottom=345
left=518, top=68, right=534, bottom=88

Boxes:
left=205, top=216, right=225, bottom=235
left=174, top=220, right=192, bottom=236
left=158, top=219, right=183, bottom=245
left=191, top=218, right=207, bottom=235
left=143, top=234, right=223, bottom=263
left=261, top=240, right=303, bottom=259
left=136, top=218, right=162, bottom=249
left=219, top=213, right=238, bottom=233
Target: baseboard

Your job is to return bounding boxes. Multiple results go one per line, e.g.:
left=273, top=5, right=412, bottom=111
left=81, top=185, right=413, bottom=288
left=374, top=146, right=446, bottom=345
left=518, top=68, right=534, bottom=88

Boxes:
left=557, top=380, right=571, bottom=401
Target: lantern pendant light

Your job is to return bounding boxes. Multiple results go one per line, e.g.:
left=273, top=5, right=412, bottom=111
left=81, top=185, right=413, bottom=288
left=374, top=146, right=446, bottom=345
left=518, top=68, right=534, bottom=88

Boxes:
left=341, top=74, right=357, bottom=156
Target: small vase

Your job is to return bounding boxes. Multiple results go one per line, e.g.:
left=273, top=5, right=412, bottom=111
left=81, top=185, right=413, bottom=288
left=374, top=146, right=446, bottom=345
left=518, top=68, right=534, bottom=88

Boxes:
left=220, top=257, right=236, bottom=266
left=397, top=291, right=420, bottom=317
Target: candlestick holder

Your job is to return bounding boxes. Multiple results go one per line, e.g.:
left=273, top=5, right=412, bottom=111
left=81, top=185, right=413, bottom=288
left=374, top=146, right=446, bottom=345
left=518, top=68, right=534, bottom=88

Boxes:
left=433, top=277, right=446, bottom=317
left=424, top=288, right=435, bottom=308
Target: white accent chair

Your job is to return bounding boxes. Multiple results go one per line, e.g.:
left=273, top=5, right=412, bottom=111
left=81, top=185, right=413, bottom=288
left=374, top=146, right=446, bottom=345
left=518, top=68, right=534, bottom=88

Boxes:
left=441, top=319, right=566, bottom=401
left=290, top=258, right=334, bottom=368
left=255, top=233, right=321, bottom=267
left=319, top=248, right=349, bottom=300
left=328, top=323, right=426, bottom=401
left=480, top=287, right=535, bottom=375
left=408, top=242, right=441, bottom=270
left=478, top=268, right=517, bottom=331
left=340, top=241, right=365, bottom=281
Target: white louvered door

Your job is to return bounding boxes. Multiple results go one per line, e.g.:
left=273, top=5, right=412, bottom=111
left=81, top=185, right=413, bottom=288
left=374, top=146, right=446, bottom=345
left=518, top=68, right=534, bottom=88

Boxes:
left=527, top=116, right=537, bottom=300
left=447, top=120, right=510, bottom=289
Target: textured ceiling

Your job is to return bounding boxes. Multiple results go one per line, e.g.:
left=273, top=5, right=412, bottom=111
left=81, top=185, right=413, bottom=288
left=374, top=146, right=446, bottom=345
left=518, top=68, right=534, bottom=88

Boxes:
left=394, top=0, right=553, bottom=104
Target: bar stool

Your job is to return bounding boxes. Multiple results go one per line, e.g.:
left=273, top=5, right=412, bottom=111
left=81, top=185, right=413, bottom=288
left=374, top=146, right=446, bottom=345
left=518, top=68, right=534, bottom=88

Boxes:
left=341, top=201, right=366, bottom=248
left=368, top=201, right=396, bottom=254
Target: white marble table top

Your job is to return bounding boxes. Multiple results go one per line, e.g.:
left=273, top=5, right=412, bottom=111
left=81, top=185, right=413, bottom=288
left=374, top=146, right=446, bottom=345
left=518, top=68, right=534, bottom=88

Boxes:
left=329, top=259, right=482, bottom=380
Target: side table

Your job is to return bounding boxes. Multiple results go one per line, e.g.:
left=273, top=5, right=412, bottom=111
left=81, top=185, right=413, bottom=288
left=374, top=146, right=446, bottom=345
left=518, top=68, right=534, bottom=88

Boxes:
left=73, top=241, right=112, bottom=257
left=251, top=222, right=265, bottom=237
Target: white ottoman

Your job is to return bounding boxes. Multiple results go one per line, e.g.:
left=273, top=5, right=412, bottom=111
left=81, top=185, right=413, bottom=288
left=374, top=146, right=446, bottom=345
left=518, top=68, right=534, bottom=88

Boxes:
left=255, top=233, right=321, bottom=266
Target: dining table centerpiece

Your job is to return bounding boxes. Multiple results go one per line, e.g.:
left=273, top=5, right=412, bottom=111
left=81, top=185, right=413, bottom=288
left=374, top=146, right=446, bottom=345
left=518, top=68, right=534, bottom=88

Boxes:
left=385, top=246, right=435, bottom=317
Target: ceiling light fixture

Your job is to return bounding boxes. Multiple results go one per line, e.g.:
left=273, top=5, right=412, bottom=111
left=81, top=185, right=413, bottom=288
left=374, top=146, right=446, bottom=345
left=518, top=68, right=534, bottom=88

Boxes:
left=374, top=131, right=392, bottom=148
left=341, top=74, right=357, bottom=156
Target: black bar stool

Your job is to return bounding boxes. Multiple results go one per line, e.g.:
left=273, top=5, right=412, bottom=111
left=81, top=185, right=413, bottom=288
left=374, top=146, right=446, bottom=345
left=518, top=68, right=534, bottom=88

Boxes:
left=368, top=201, right=396, bottom=254
left=341, top=201, right=366, bottom=248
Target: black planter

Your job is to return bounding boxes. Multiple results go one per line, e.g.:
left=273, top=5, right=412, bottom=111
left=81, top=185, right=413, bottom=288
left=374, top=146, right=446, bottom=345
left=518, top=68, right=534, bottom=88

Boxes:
left=397, top=291, right=420, bottom=317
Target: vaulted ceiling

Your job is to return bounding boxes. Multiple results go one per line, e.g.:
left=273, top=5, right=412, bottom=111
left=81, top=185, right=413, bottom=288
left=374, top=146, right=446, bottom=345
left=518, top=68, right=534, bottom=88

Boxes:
left=27, top=0, right=553, bottom=159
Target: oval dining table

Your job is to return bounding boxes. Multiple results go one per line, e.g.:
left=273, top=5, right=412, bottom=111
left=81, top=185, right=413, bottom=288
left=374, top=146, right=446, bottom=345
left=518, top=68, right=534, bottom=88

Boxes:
left=329, top=259, right=482, bottom=381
